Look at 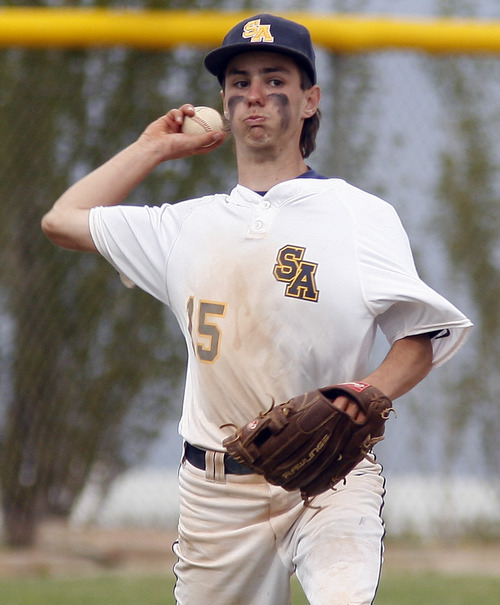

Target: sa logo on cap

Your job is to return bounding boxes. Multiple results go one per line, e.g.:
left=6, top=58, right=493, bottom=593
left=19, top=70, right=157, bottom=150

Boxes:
left=242, top=19, right=274, bottom=43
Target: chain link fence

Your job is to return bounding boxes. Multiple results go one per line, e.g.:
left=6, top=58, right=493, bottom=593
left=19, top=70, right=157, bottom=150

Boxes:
left=1, top=23, right=500, bottom=545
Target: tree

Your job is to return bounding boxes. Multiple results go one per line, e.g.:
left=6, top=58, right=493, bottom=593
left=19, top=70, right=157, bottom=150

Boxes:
left=0, top=0, right=239, bottom=547
left=427, top=5, right=500, bottom=476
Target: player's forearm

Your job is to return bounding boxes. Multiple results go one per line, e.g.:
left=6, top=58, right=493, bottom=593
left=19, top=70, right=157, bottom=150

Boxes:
left=41, top=141, right=161, bottom=251
left=362, top=334, right=433, bottom=400
left=42, top=108, right=225, bottom=251
left=53, top=141, right=162, bottom=213
left=47, top=108, right=222, bottom=216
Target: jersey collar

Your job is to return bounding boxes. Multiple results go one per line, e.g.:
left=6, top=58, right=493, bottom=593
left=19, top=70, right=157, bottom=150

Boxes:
left=253, top=168, right=328, bottom=196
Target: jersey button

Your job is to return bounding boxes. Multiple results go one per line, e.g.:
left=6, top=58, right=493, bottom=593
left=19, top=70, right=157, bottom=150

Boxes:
left=253, top=220, right=264, bottom=230
left=261, top=200, right=271, bottom=209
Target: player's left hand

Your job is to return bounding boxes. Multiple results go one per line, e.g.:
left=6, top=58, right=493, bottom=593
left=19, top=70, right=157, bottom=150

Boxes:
left=222, top=382, right=394, bottom=503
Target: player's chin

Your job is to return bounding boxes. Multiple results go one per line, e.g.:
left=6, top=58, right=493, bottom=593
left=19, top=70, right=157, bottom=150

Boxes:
left=247, top=133, right=278, bottom=153
left=241, top=124, right=271, bottom=141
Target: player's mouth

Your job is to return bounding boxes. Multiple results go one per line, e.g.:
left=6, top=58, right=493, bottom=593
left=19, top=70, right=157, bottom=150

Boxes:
left=245, top=114, right=267, bottom=126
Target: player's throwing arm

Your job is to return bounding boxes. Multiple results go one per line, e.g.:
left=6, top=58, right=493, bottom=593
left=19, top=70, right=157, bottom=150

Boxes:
left=41, top=105, right=226, bottom=252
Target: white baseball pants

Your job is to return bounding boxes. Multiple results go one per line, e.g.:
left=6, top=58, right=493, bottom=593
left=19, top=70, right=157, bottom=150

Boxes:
left=173, top=455, right=386, bottom=605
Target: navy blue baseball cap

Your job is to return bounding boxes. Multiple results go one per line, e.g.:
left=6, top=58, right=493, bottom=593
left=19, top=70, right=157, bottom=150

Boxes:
left=204, top=14, right=317, bottom=85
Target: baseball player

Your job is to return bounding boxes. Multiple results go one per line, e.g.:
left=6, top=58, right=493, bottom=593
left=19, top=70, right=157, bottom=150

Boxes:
left=42, top=14, right=472, bottom=605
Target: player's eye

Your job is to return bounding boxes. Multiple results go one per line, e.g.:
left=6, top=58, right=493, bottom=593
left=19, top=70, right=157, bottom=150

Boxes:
left=233, top=80, right=249, bottom=89
left=269, top=78, right=284, bottom=87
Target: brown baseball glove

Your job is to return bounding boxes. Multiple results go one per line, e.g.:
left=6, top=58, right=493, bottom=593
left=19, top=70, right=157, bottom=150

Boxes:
left=222, top=382, right=394, bottom=502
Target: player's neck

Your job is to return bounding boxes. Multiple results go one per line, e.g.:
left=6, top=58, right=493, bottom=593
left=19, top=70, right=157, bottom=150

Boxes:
left=237, top=151, right=309, bottom=192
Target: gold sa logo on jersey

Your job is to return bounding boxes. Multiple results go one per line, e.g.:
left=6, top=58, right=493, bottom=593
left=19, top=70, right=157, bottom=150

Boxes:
left=273, top=245, right=319, bottom=302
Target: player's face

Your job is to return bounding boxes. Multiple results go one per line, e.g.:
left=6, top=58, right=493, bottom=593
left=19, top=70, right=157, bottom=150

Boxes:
left=221, top=52, right=319, bottom=153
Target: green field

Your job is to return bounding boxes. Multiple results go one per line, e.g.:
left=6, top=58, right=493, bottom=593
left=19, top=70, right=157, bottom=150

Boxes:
left=1, top=572, right=500, bottom=604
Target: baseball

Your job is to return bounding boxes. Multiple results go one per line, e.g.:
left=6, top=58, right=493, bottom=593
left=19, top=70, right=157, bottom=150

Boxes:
left=182, top=106, right=224, bottom=135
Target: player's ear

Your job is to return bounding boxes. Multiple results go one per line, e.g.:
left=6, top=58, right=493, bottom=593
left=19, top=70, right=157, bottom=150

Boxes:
left=303, top=85, right=321, bottom=118
left=220, top=89, right=230, bottom=120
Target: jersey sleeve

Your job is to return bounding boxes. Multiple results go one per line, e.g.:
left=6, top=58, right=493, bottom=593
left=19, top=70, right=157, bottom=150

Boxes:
left=89, top=203, right=178, bottom=305
left=349, top=187, right=473, bottom=367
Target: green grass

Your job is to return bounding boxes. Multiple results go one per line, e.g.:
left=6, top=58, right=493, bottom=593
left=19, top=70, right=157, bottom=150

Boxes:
left=375, top=572, right=500, bottom=604
left=1, top=572, right=500, bottom=604
left=0, top=575, right=170, bottom=605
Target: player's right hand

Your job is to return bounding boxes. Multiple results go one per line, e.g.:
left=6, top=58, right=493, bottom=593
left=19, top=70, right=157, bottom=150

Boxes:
left=137, top=104, right=226, bottom=161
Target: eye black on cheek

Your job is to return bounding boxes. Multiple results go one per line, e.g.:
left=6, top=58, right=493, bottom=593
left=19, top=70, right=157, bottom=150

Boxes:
left=268, top=93, right=290, bottom=108
left=227, top=96, right=245, bottom=120
left=269, top=94, right=291, bottom=131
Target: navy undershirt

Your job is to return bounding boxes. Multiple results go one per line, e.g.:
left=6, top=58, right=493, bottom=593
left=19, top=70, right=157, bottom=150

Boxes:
left=254, top=168, right=328, bottom=196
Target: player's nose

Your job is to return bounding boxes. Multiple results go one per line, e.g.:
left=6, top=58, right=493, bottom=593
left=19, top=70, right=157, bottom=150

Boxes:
left=246, top=77, right=266, bottom=105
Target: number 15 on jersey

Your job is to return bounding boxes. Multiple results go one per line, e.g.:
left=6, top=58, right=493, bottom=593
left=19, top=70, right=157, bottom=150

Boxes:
left=187, top=296, right=227, bottom=364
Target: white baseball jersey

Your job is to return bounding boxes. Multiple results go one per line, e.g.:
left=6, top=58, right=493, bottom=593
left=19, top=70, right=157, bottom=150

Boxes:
left=89, top=176, right=472, bottom=450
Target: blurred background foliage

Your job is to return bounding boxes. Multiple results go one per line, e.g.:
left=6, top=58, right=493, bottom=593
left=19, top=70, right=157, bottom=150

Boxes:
left=0, top=0, right=499, bottom=546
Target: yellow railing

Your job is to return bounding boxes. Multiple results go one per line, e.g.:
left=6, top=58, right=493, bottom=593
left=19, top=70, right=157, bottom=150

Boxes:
left=0, top=8, right=500, bottom=53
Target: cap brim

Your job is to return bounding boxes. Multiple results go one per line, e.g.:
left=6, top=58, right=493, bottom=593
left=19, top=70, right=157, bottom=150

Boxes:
left=204, top=44, right=317, bottom=85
